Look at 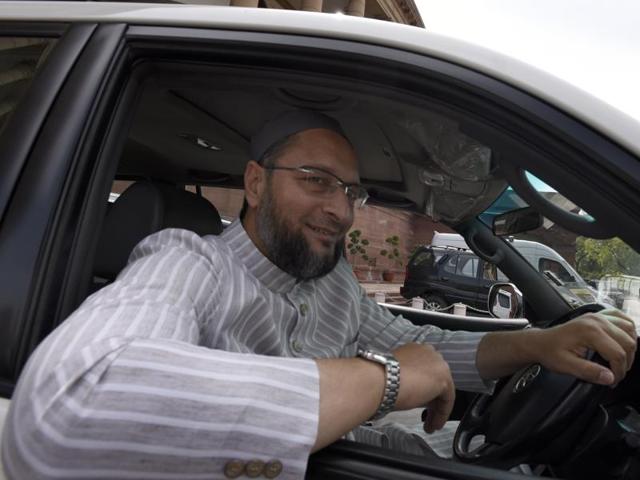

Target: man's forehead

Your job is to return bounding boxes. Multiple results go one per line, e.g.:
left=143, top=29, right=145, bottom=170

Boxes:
left=280, top=129, right=360, bottom=182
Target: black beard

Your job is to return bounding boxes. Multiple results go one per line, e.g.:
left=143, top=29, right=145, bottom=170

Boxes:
left=256, top=185, right=344, bottom=281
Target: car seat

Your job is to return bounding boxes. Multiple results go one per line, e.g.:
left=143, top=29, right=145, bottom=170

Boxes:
left=92, top=181, right=223, bottom=288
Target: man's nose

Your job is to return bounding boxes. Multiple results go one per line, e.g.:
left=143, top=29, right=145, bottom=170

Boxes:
left=322, top=188, right=353, bottom=225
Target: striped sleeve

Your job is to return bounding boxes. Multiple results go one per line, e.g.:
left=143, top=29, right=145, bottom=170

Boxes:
left=2, top=229, right=319, bottom=479
left=357, top=291, right=491, bottom=392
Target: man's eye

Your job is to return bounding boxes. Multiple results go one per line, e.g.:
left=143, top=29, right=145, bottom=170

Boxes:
left=306, top=176, right=330, bottom=186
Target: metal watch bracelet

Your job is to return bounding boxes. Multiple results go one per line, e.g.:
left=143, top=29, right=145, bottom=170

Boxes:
left=357, top=349, right=400, bottom=421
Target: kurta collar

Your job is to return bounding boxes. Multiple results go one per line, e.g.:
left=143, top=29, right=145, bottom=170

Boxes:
left=221, top=219, right=298, bottom=294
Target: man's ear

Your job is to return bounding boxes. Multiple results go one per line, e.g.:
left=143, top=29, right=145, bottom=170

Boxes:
left=244, top=160, right=266, bottom=209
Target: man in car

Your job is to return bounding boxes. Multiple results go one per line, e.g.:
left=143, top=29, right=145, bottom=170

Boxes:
left=3, top=110, right=637, bottom=479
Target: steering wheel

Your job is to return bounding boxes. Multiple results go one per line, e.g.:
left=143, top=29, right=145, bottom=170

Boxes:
left=453, top=304, right=609, bottom=469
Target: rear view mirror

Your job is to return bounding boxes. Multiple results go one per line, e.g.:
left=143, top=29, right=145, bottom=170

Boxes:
left=493, top=207, right=543, bottom=236
left=488, top=283, right=524, bottom=318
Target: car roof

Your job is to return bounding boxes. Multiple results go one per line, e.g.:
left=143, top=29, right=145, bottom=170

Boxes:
left=1, top=1, right=639, bottom=158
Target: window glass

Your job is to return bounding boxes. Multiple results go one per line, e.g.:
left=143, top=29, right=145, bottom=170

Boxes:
left=497, top=291, right=511, bottom=308
left=480, top=172, right=640, bottom=328
left=482, top=262, right=509, bottom=281
left=539, top=258, right=575, bottom=283
left=443, top=255, right=457, bottom=274
left=497, top=268, right=509, bottom=282
left=0, top=37, right=56, bottom=136
left=411, top=250, right=434, bottom=267
left=501, top=212, right=640, bottom=322
left=457, top=256, right=478, bottom=278
left=480, top=172, right=595, bottom=227
left=110, top=180, right=134, bottom=202
left=575, top=237, right=640, bottom=322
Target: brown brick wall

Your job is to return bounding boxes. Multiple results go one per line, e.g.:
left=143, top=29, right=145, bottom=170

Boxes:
left=349, top=205, right=454, bottom=281
left=200, top=187, right=245, bottom=219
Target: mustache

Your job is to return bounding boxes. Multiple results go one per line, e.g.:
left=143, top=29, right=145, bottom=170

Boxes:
left=309, top=218, right=349, bottom=234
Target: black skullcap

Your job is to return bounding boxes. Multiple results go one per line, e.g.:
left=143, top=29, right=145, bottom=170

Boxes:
left=250, top=110, right=348, bottom=162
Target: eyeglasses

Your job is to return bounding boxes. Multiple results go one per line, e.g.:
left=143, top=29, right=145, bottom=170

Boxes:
left=263, top=165, right=369, bottom=208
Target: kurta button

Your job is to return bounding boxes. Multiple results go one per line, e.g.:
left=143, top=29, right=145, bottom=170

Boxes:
left=300, top=303, right=308, bottom=316
left=245, top=459, right=264, bottom=477
left=292, top=340, right=303, bottom=353
left=223, top=459, right=244, bottom=478
left=264, top=460, right=283, bottom=478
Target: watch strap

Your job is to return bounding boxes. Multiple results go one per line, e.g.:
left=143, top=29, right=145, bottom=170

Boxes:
left=357, top=349, right=400, bottom=420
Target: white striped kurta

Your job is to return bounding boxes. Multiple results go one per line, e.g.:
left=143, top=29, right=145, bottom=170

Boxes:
left=2, top=220, right=487, bottom=479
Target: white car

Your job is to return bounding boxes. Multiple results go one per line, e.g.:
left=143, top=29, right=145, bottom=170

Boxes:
left=0, top=3, right=639, bottom=479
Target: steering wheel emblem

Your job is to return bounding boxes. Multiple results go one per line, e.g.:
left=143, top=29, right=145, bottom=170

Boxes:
left=513, top=364, right=542, bottom=393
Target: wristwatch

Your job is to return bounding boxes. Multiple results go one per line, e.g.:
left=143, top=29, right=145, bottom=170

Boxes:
left=357, top=348, right=400, bottom=420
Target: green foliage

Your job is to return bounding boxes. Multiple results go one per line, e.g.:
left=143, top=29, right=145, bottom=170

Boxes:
left=381, top=235, right=403, bottom=268
left=348, top=230, right=376, bottom=267
left=575, top=237, right=640, bottom=280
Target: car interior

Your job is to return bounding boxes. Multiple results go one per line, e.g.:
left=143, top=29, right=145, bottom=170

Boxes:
left=2, top=26, right=640, bottom=480
left=73, top=48, right=640, bottom=478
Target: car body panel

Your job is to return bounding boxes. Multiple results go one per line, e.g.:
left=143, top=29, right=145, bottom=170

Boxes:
left=402, top=248, right=488, bottom=310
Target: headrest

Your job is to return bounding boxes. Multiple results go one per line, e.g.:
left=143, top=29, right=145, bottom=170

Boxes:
left=94, top=182, right=223, bottom=279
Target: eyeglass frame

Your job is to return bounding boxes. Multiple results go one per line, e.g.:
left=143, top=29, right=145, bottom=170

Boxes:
left=261, top=165, right=369, bottom=208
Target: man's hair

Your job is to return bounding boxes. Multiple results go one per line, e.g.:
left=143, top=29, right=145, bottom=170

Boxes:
left=239, top=133, right=299, bottom=219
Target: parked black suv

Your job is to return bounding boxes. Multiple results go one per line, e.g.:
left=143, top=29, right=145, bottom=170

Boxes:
left=401, top=246, right=507, bottom=312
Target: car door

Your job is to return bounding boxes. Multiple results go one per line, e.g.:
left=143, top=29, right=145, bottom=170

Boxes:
left=0, top=21, right=128, bottom=395
left=453, top=253, right=483, bottom=308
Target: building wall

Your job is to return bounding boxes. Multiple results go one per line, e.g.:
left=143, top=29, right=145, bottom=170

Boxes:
left=225, top=0, right=424, bottom=26
left=348, top=205, right=454, bottom=281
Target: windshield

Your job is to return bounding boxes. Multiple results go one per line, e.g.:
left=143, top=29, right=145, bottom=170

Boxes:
left=480, top=176, right=640, bottom=318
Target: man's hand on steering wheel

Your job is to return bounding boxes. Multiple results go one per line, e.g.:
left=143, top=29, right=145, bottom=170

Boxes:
left=527, top=309, right=637, bottom=386
left=456, top=308, right=638, bottom=467
left=476, top=308, right=637, bottom=384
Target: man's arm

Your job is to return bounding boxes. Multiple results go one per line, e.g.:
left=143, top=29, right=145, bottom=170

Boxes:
left=476, top=309, right=637, bottom=384
left=314, top=342, right=456, bottom=451
left=3, top=230, right=460, bottom=478
left=356, top=288, right=490, bottom=392
left=3, top=230, right=323, bottom=480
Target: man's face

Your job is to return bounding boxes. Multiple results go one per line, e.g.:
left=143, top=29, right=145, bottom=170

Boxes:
left=255, top=129, right=359, bottom=280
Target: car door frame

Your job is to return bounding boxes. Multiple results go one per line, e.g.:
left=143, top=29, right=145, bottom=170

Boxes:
left=0, top=21, right=129, bottom=396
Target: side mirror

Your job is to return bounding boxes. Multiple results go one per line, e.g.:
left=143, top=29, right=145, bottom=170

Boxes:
left=488, top=283, right=524, bottom=319
left=493, top=206, right=543, bottom=236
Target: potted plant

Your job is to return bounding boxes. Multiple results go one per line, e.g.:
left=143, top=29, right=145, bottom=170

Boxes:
left=347, top=230, right=377, bottom=281
left=380, top=235, right=403, bottom=282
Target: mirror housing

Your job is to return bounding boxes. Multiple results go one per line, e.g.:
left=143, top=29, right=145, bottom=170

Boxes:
left=488, top=283, right=524, bottom=319
left=493, top=206, right=543, bottom=236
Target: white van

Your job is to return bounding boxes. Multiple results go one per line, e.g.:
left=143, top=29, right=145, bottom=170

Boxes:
left=431, top=232, right=598, bottom=305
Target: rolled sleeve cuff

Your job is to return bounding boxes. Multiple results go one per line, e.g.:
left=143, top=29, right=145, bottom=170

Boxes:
left=436, top=331, right=496, bottom=393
